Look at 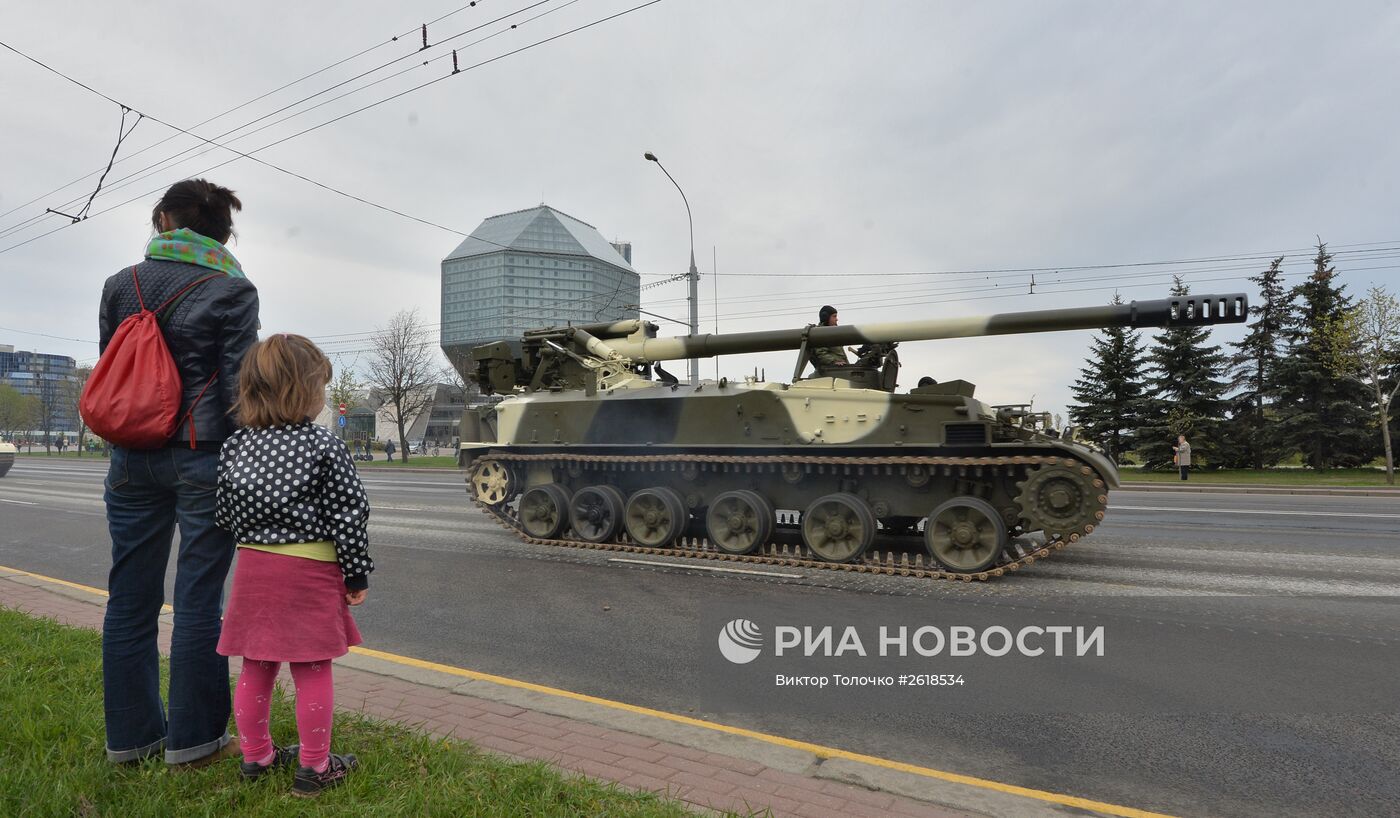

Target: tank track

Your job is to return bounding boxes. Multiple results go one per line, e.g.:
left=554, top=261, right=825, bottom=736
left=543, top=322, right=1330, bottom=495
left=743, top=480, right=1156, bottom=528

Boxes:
left=466, top=452, right=1108, bottom=582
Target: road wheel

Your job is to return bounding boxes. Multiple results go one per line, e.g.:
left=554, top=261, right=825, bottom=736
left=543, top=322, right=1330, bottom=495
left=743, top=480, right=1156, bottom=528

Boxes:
left=924, top=497, right=1006, bottom=573
left=518, top=484, right=571, bottom=539
left=624, top=487, right=688, bottom=547
left=470, top=459, right=513, bottom=505
left=706, top=490, right=774, bottom=555
left=802, top=493, right=876, bottom=563
left=570, top=485, right=625, bottom=543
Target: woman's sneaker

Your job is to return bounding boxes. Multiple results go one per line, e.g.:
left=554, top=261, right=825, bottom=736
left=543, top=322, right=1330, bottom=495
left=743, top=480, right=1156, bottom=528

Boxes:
left=291, top=752, right=357, bottom=797
left=239, top=744, right=300, bottom=780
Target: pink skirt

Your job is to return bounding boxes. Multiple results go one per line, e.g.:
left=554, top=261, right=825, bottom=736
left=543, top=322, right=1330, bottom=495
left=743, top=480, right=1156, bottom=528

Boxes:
left=217, top=548, right=362, bottom=663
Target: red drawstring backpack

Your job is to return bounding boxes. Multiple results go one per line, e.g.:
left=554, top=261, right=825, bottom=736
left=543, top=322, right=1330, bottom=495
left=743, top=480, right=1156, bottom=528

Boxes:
left=81, top=267, right=225, bottom=450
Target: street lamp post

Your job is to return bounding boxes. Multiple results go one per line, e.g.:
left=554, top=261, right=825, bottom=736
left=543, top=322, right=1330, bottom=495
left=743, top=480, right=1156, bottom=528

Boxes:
left=644, top=151, right=700, bottom=384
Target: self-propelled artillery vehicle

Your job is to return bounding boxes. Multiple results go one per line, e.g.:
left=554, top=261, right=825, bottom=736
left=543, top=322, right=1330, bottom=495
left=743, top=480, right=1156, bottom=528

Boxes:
left=457, top=294, right=1247, bottom=581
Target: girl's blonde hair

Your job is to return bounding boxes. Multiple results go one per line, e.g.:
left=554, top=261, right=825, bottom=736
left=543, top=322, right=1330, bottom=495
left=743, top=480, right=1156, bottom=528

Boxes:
left=235, top=334, right=332, bottom=427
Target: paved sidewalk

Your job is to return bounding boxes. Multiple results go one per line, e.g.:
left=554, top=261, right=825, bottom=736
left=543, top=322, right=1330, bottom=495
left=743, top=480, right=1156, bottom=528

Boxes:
left=0, top=567, right=1051, bottom=818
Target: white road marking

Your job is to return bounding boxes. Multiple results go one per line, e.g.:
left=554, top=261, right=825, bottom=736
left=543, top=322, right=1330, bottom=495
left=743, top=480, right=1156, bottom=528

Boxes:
left=607, top=558, right=802, bottom=578
left=0, top=498, right=39, bottom=505
left=358, top=479, right=462, bottom=484
left=1113, top=505, right=1400, bottom=520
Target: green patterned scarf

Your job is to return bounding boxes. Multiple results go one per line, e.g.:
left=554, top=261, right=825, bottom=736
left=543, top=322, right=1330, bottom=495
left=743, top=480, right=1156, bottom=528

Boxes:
left=146, top=228, right=246, bottom=278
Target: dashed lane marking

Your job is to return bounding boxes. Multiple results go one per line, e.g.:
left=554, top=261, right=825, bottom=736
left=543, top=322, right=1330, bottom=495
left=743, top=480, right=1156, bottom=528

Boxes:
left=607, top=557, right=802, bottom=577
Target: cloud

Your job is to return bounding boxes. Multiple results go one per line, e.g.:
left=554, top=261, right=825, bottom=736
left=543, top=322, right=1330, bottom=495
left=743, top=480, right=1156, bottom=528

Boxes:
left=1, top=0, right=1397, bottom=409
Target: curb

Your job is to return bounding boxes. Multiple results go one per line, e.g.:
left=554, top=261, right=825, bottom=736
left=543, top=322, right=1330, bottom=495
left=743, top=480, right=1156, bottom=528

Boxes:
left=1118, top=483, right=1399, bottom=497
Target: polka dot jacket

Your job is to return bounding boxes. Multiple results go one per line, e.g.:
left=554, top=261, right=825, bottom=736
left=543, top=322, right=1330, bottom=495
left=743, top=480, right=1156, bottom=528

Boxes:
left=215, top=422, right=373, bottom=590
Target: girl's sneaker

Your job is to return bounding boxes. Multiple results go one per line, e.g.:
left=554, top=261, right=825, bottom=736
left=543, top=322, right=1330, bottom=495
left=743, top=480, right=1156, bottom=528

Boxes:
left=291, top=752, right=358, bottom=797
left=239, top=744, right=300, bottom=780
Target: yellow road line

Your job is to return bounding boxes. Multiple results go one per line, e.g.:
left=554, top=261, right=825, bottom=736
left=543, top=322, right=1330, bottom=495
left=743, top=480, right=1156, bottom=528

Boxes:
left=0, top=565, right=173, bottom=613
left=2, top=564, right=1174, bottom=818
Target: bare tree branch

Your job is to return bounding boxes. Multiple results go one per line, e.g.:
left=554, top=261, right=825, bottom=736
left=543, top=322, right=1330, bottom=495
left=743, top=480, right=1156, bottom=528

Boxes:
left=364, top=309, right=437, bottom=463
left=1335, top=286, right=1400, bottom=484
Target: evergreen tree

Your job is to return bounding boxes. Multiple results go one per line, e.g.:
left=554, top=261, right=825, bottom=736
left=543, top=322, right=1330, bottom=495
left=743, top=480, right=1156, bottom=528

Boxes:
left=1220, top=257, right=1291, bottom=468
left=1274, top=243, right=1376, bottom=468
left=1067, top=295, right=1147, bottom=462
left=1134, top=277, right=1230, bottom=469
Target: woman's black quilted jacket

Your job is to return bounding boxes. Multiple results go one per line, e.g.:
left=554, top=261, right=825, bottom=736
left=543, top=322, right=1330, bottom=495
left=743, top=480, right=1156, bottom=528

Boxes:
left=98, top=258, right=260, bottom=447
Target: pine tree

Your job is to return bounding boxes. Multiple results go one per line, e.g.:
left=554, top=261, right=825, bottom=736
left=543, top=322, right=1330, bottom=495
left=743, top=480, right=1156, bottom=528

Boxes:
left=1135, top=277, right=1230, bottom=469
left=1274, top=243, right=1376, bottom=468
left=1220, top=257, right=1290, bottom=468
left=1068, top=295, right=1147, bottom=462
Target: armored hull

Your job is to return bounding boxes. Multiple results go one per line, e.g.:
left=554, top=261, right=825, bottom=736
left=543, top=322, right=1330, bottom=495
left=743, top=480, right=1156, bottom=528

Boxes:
left=460, top=293, right=1245, bottom=580
left=0, top=442, right=15, bottom=478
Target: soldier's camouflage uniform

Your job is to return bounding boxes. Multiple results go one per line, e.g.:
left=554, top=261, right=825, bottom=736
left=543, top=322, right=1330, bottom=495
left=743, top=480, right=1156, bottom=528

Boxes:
left=810, top=344, right=849, bottom=369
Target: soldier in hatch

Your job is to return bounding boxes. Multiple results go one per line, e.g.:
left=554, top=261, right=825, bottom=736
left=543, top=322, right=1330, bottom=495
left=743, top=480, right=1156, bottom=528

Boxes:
left=810, top=305, right=852, bottom=370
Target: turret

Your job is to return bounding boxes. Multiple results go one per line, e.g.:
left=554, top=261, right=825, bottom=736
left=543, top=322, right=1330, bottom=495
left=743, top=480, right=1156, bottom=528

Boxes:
left=467, top=293, right=1249, bottom=395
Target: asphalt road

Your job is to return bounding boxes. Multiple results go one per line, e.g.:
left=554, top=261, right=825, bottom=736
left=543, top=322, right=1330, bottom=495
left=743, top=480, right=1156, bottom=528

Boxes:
left=3, top=456, right=1398, bottom=818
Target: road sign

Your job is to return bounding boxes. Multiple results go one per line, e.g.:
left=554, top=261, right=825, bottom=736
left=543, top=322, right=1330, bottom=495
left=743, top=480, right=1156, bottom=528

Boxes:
left=337, top=416, right=346, bottom=428
left=339, top=403, right=347, bottom=415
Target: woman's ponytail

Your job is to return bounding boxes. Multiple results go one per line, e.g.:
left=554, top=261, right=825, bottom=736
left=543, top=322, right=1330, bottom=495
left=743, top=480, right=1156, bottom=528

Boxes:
left=151, top=178, right=243, bottom=244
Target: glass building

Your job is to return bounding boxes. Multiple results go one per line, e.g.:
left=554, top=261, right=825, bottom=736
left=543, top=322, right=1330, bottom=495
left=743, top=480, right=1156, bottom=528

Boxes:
left=0, top=345, right=79, bottom=435
left=440, top=205, right=639, bottom=368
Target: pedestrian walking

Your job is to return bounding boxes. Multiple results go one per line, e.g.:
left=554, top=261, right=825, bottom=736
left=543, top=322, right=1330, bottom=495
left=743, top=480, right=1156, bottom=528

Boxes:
left=384, top=438, right=396, bottom=462
left=1173, top=435, right=1192, bottom=481
left=97, top=178, right=259, bottom=766
left=215, top=333, right=373, bottom=795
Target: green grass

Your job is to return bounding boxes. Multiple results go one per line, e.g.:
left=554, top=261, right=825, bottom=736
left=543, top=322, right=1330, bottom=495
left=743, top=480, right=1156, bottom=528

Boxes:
left=0, top=608, right=719, bottom=817
left=355, top=456, right=459, bottom=469
left=1119, top=467, right=1396, bottom=487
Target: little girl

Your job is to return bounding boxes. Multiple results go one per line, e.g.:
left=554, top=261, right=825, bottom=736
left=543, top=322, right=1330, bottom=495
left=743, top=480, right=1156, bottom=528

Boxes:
left=215, top=333, right=373, bottom=796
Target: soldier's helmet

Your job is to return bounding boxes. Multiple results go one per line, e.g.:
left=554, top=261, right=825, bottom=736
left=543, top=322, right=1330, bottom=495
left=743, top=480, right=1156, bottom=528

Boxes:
left=818, top=305, right=837, bottom=326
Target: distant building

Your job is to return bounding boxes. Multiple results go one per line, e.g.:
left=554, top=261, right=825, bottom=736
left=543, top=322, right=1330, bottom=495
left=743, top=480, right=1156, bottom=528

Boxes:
left=0, top=344, right=80, bottom=436
left=314, top=383, right=499, bottom=450
left=440, top=205, right=639, bottom=368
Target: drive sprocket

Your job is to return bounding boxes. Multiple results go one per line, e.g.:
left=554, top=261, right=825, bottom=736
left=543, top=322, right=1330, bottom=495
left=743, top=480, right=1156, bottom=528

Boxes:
left=1013, top=460, right=1107, bottom=541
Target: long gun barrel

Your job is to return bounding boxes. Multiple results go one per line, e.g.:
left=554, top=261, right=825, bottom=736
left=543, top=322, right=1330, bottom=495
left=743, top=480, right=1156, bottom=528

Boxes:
left=605, top=293, right=1249, bottom=362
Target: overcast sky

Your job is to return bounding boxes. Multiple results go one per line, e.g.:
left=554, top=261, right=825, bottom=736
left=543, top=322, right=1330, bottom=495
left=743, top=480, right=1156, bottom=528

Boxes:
left=2, top=0, right=1398, bottom=418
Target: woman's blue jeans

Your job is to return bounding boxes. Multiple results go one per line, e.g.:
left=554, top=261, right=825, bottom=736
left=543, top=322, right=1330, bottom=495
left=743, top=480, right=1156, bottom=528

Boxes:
left=102, top=446, right=234, bottom=764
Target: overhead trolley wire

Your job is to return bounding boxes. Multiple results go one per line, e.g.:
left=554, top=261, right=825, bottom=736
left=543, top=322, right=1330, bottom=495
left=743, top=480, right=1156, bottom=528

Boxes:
left=0, top=0, right=667, bottom=256
left=683, top=261, right=1400, bottom=322
left=10, top=0, right=570, bottom=225
left=646, top=241, right=1400, bottom=278
left=0, top=0, right=494, bottom=225
left=0, top=0, right=567, bottom=243
left=641, top=248, right=1400, bottom=311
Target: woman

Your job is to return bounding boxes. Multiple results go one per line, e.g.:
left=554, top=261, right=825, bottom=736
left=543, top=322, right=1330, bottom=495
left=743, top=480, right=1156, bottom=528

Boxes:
left=98, top=178, right=260, bottom=766
left=1173, top=434, right=1192, bottom=481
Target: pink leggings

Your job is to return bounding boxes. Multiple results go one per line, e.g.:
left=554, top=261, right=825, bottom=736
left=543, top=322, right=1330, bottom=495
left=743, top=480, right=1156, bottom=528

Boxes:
left=234, top=658, right=335, bottom=770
